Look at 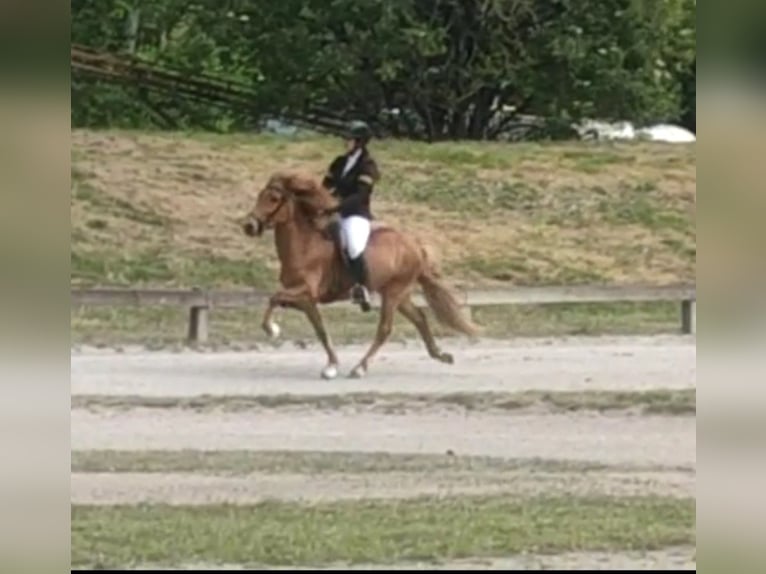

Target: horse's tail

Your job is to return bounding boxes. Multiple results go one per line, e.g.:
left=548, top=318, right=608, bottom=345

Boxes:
left=417, top=244, right=481, bottom=337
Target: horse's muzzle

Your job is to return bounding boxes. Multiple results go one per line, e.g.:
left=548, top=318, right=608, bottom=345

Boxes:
left=243, top=218, right=263, bottom=237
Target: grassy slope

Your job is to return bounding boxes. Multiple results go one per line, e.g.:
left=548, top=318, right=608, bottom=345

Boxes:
left=71, top=129, right=696, bottom=290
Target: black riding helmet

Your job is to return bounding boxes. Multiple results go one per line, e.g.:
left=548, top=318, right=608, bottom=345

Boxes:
left=346, top=120, right=372, bottom=145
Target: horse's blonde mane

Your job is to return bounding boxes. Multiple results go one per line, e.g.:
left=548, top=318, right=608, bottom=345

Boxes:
left=272, top=170, right=337, bottom=215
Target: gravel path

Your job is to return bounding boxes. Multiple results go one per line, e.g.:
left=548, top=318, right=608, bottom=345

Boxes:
left=137, top=547, right=697, bottom=570
left=71, top=335, right=695, bottom=397
left=71, top=409, right=695, bottom=467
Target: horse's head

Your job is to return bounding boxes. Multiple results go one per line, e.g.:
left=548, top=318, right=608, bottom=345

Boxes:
left=242, top=172, right=336, bottom=237
left=242, top=174, right=294, bottom=237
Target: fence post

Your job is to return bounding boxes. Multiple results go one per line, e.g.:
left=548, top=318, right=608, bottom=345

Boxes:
left=188, top=305, right=209, bottom=343
left=681, top=299, right=696, bottom=334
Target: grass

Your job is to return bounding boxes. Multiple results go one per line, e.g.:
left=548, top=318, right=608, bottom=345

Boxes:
left=71, top=495, right=695, bottom=568
left=72, top=389, right=696, bottom=416
left=70, top=449, right=692, bottom=476
left=70, top=300, right=683, bottom=347
left=71, top=129, right=695, bottom=292
left=71, top=250, right=273, bottom=288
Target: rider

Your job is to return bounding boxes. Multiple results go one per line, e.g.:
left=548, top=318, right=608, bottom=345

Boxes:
left=321, top=120, right=380, bottom=312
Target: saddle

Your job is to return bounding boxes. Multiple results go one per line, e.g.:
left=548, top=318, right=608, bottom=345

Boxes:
left=323, top=218, right=389, bottom=291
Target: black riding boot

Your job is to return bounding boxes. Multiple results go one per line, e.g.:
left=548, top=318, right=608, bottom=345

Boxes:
left=349, top=254, right=371, bottom=312
left=327, top=219, right=344, bottom=255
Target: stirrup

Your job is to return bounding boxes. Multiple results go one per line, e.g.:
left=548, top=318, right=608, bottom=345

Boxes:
left=352, top=285, right=371, bottom=312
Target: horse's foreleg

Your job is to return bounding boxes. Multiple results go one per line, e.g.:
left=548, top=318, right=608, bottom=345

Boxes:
left=260, top=287, right=306, bottom=339
left=296, top=300, right=340, bottom=379
left=262, top=287, right=340, bottom=379
left=398, top=297, right=454, bottom=365
left=261, top=300, right=281, bottom=339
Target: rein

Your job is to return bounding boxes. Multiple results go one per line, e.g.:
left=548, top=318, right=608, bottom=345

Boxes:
left=262, top=187, right=292, bottom=226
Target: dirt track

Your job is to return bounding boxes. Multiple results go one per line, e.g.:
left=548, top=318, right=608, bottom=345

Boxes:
left=72, top=409, right=694, bottom=466
left=71, top=334, right=695, bottom=396
left=71, top=335, right=696, bottom=568
left=72, top=335, right=696, bottom=466
left=143, top=547, right=697, bottom=570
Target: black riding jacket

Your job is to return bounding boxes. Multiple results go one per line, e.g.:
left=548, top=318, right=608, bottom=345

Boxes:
left=322, top=148, right=380, bottom=219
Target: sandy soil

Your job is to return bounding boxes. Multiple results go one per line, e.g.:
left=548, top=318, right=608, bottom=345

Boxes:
left=138, top=547, right=697, bottom=570
left=71, top=467, right=694, bottom=505
left=71, top=335, right=696, bottom=397
left=71, top=408, right=695, bottom=467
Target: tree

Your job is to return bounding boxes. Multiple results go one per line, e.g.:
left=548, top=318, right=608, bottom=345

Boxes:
left=71, top=0, right=696, bottom=140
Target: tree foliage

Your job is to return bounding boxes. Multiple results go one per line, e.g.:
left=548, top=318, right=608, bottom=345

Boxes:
left=71, top=0, right=696, bottom=140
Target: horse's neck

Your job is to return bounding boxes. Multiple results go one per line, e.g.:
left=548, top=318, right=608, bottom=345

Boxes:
left=273, top=214, right=320, bottom=267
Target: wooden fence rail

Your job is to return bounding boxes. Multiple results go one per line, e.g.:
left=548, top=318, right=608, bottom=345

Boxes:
left=71, top=284, right=696, bottom=343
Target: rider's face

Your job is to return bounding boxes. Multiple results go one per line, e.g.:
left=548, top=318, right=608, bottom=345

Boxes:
left=345, top=138, right=357, bottom=153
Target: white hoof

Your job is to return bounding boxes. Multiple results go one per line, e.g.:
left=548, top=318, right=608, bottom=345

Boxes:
left=321, top=364, right=339, bottom=380
left=349, top=365, right=367, bottom=379
left=265, top=321, right=281, bottom=339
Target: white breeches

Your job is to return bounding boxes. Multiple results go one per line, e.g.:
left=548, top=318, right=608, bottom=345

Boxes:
left=340, top=216, right=371, bottom=260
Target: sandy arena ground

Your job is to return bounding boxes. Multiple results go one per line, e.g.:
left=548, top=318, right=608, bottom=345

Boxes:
left=142, top=547, right=697, bottom=570
left=71, top=335, right=696, bottom=569
left=71, top=334, right=695, bottom=396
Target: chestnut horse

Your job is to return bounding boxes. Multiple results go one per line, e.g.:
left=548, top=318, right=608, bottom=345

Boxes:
left=241, top=171, right=479, bottom=379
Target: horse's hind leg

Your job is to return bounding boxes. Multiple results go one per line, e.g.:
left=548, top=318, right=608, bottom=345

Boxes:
left=398, top=297, right=454, bottom=365
left=349, top=288, right=405, bottom=378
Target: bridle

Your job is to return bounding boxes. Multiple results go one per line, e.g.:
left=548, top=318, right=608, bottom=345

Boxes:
left=260, top=185, right=293, bottom=227
left=245, top=181, right=325, bottom=237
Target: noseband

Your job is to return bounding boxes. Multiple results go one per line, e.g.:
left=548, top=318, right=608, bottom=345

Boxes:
left=261, top=186, right=293, bottom=226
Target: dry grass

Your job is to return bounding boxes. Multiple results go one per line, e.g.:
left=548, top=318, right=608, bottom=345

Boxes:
left=70, top=299, right=682, bottom=347
left=72, top=389, right=696, bottom=417
left=71, top=129, right=695, bottom=290
left=72, top=450, right=683, bottom=476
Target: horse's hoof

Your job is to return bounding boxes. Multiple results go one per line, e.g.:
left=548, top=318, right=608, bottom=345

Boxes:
left=321, top=364, right=339, bottom=380
left=263, top=321, right=281, bottom=339
left=349, top=365, right=367, bottom=379
left=439, top=352, right=454, bottom=365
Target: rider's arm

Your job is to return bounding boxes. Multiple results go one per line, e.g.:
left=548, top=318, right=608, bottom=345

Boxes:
left=322, top=157, right=343, bottom=192
left=333, top=159, right=379, bottom=213
left=335, top=175, right=374, bottom=213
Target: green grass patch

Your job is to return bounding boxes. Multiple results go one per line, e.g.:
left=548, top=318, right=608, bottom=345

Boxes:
left=71, top=250, right=176, bottom=285
left=452, top=255, right=607, bottom=285
left=72, top=175, right=171, bottom=228
left=174, top=255, right=273, bottom=289
left=71, top=495, right=695, bottom=568
left=70, top=300, right=683, bottom=347
left=71, top=449, right=691, bottom=476
left=596, top=181, right=690, bottom=232
left=72, top=389, right=696, bottom=416
left=71, top=251, right=272, bottom=289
